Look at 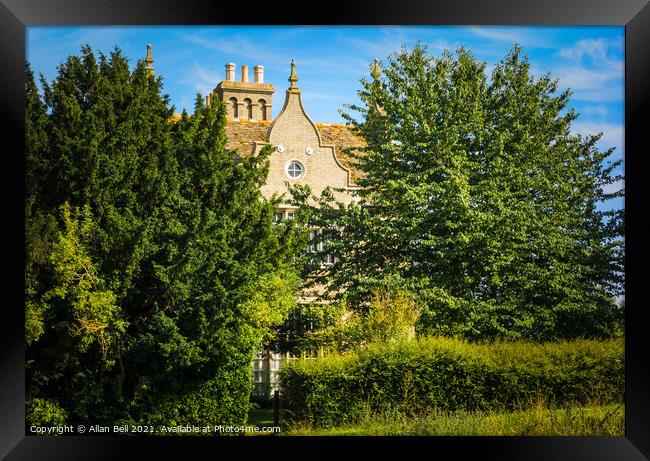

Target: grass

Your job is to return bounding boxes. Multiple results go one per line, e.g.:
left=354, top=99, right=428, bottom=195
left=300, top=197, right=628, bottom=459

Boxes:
left=283, top=402, right=624, bottom=436
left=246, top=407, right=280, bottom=436
left=248, top=407, right=275, bottom=427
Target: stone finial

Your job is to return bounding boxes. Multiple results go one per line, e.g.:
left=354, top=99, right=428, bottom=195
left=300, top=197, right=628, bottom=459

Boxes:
left=288, top=59, right=299, bottom=90
left=371, top=59, right=386, bottom=117
left=241, top=65, right=249, bottom=83
left=145, top=44, right=154, bottom=77
left=371, top=58, right=381, bottom=80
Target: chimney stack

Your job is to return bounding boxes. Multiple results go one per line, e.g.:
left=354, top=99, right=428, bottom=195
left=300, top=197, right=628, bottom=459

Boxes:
left=254, top=65, right=264, bottom=83
left=225, top=63, right=236, bottom=81
left=215, top=61, right=274, bottom=121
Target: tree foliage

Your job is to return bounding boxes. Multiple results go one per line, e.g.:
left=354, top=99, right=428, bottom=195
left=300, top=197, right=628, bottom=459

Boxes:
left=292, top=44, right=624, bottom=341
left=25, top=46, right=300, bottom=428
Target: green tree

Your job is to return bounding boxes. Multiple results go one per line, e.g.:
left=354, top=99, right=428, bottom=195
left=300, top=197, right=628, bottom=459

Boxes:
left=126, top=95, right=301, bottom=427
left=293, top=44, right=624, bottom=341
left=25, top=46, right=301, bottom=428
left=25, top=62, right=55, bottom=346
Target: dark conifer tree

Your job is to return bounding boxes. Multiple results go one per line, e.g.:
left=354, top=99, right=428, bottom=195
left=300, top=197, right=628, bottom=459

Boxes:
left=25, top=46, right=300, bottom=427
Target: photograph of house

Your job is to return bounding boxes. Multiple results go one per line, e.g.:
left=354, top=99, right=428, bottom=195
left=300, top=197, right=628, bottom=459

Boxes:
left=25, top=26, right=624, bottom=436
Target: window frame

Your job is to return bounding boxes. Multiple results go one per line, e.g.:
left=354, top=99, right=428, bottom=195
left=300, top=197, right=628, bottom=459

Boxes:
left=285, top=160, right=305, bottom=179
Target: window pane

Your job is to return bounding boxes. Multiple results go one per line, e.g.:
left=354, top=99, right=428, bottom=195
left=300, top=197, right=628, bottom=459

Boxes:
left=287, top=161, right=303, bottom=178
left=309, top=231, right=318, bottom=252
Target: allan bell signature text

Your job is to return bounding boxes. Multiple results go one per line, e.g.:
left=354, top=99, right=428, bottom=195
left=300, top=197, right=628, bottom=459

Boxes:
left=30, top=424, right=280, bottom=434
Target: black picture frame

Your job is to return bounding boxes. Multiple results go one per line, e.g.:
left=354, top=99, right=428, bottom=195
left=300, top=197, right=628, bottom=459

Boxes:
left=2, top=0, right=648, bottom=459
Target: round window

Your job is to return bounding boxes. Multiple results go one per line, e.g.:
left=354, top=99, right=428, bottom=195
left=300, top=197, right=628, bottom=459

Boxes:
left=286, top=160, right=304, bottom=179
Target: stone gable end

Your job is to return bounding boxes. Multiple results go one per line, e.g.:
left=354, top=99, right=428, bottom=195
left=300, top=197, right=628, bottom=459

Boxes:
left=255, top=87, right=355, bottom=204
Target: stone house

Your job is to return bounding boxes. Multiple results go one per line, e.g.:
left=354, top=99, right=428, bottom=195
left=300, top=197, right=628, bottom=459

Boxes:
left=208, top=59, right=367, bottom=302
left=215, top=60, right=364, bottom=207
left=211, top=59, right=368, bottom=395
left=152, top=44, right=368, bottom=330
left=148, top=47, right=369, bottom=396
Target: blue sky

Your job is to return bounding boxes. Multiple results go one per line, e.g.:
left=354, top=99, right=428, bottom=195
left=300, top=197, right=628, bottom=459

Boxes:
left=27, top=26, right=624, bottom=210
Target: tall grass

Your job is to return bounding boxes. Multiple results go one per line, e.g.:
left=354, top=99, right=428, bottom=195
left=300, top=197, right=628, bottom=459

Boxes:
left=285, top=401, right=625, bottom=436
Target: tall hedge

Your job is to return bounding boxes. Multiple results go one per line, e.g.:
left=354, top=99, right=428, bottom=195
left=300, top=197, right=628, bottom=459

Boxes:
left=280, top=337, right=624, bottom=427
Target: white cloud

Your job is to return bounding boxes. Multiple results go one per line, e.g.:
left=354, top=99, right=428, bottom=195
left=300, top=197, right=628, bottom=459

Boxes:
left=552, top=38, right=623, bottom=102
left=571, top=121, right=624, bottom=151
left=602, top=179, right=624, bottom=195
left=466, top=26, right=543, bottom=47
left=555, top=66, right=620, bottom=90
left=183, top=62, right=221, bottom=97
left=558, top=38, right=620, bottom=66
left=554, top=66, right=623, bottom=102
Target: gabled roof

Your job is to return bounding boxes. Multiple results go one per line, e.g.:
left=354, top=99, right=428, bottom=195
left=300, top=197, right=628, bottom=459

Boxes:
left=223, top=120, right=366, bottom=183
left=167, top=116, right=367, bottom=183
left=223, top=119, right=271, bottom=158
left=316, top=123, right=366, bottom=183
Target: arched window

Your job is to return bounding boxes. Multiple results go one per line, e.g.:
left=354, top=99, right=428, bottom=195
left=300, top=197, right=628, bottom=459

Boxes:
left=244, top=98, right=253, bottom=120
left=258, top=99, right=267, bottom=120
left=229, top=97, right=238, bottom=119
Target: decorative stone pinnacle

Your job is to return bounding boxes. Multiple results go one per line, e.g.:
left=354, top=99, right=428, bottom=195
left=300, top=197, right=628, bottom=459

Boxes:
left=288, top=59, right=299, bottom=90
left=145, top=44, right=154, bottom=76
left=371, top=58, right=381, bottom=79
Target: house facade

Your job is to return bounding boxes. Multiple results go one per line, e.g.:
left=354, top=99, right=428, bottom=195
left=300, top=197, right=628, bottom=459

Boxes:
left=213, top=60, right=363, bottom=211
left=149, top=40, right=367, bottom=297
left=212, top=59, right=366, bottom=303
left=148, top=46, right=369, bottom=397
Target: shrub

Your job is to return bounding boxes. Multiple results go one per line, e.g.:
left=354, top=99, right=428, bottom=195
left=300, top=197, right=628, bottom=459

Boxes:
left=26, top=398, right=68, bottom=427
left=279, top=337, right=623, bottom=427
left=289, top=286, right=422, bottom=354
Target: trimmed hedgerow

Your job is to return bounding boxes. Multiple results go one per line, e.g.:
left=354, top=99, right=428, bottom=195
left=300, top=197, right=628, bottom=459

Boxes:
left=279, top=337, right=623, bottom=427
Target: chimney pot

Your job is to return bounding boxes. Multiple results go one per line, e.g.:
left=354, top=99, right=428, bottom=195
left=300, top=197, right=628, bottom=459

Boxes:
left=241, top=65, right=249, bottom=83
left=225, top=63, right=236, bottom=81
left=254, top=65, right=264, bottom=83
